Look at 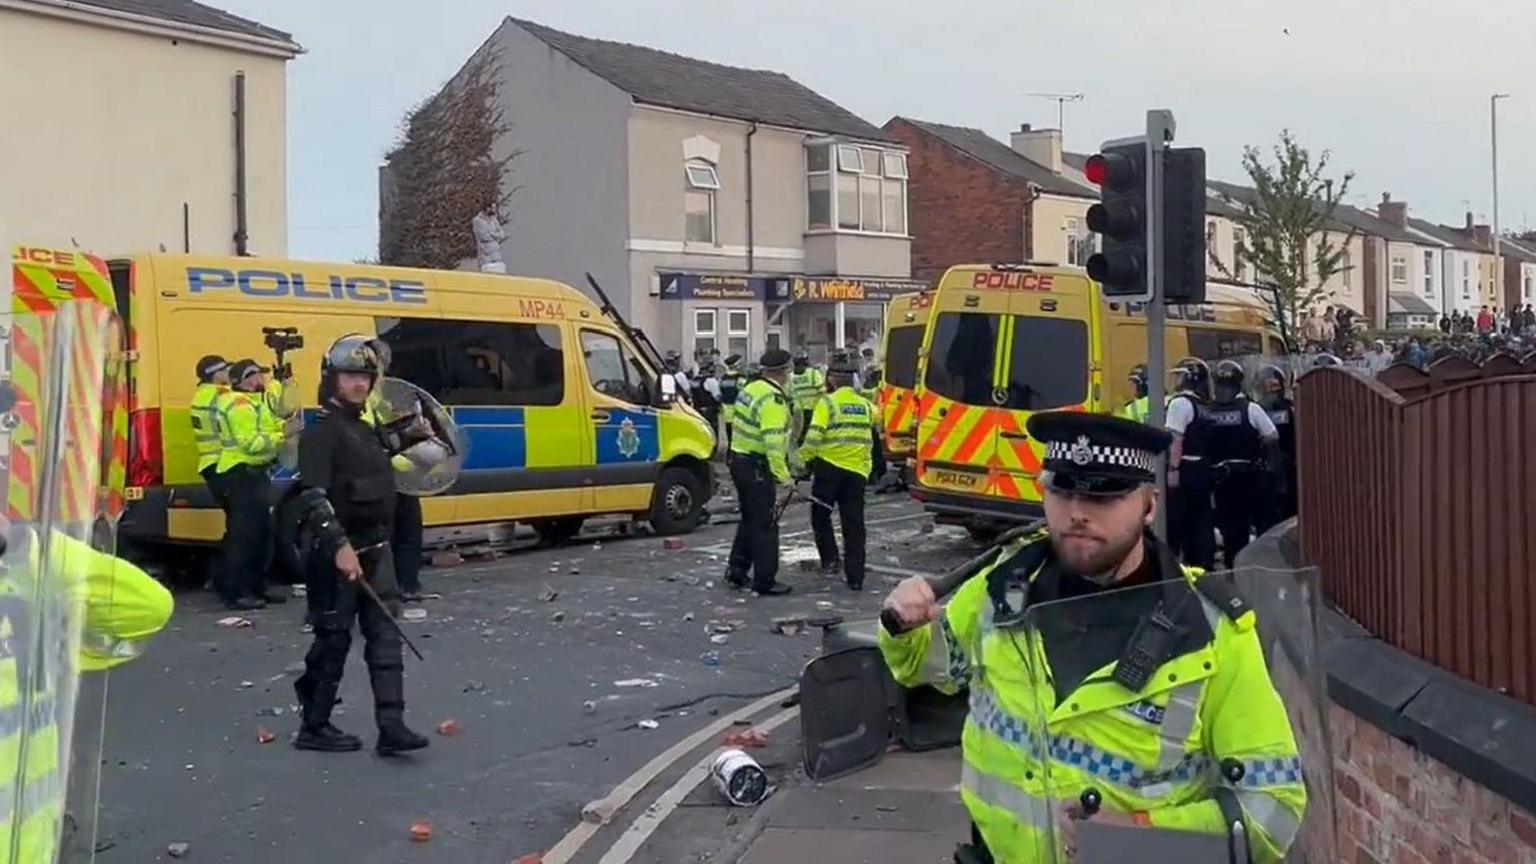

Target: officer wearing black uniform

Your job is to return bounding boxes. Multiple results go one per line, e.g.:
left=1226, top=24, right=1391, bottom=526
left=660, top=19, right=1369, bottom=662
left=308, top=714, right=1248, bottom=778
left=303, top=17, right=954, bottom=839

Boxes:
left=1164, top=358, right=1215, bottom=569
left=718, top=354, right=744, bottom=453
left=1205, top=360, right=1280, bottom=568
left=1257, top=365, right=1297, bottom=528
left=290, top=335, right=430, bottom=755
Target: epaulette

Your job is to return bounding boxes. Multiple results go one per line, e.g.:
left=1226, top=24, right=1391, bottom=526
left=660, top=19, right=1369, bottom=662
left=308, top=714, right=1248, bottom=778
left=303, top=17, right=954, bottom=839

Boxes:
left=1193, top=573, right=1253, bottom=629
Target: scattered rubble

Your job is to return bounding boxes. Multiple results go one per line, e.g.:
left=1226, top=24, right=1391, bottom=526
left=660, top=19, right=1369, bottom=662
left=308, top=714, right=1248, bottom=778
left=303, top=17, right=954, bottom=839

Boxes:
left=462, top=680, right=487, bottom=694
left=436, top=719, right=461, bottom=737
left=166, top=842, right=190, bottom=858
left=637, top=719, right=660, bottom=730
left=709, top=634, right=729, bottom=645
left=256, top=727, right=276, bottom=744
left=771, top=617, right=806, bottom=636
left=550, top=611, right=566, bottom=624
left=700, top=652, right=719, bottom=666
left=614, top=678, right=659, bottom=688
left=662, top=538, right=686, bottom=551
left=722, top=728, right=769, bottom=749
left=430, top=551, right=463, bottom=568
left=217, top=617, right=253, bottom=629
left=409, top=820, right=432, bottom=842
left=538, top=586, right=559, bottom=602
left=582, top=700, right=597, bottom=714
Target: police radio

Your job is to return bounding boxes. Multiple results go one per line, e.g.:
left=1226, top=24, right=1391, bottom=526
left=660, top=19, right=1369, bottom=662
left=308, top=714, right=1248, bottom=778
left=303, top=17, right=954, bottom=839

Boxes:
left=262, top=326, right=304, bottom=381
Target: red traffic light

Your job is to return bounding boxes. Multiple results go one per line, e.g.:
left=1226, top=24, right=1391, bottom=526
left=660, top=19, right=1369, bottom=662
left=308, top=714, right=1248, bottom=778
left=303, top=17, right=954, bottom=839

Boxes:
left=1085, top=154, right=1108, bottom=186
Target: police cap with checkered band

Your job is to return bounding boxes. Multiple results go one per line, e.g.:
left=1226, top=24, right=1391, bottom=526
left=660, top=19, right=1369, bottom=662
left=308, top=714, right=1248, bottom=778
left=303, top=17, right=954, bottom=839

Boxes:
left=1025, top=410, right=1172, bottom=496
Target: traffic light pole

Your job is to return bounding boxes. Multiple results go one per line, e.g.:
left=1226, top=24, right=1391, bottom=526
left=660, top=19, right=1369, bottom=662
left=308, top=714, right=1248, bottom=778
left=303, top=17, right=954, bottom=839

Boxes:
left=1144, top=109, right=1176, bottom=535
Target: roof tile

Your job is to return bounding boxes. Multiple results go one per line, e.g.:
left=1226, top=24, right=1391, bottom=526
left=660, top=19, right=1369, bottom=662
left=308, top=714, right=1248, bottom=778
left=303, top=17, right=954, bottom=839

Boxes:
left=66, top=0, right=293, bottom=43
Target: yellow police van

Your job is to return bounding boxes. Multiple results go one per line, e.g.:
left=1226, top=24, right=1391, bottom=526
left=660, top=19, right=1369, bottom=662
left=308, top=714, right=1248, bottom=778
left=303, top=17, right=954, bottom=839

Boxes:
left=876, top=291, right=931, bottom=478
left=911, top=263, right=1278, bottom=532
left=105, top=254, right=716, bottom=554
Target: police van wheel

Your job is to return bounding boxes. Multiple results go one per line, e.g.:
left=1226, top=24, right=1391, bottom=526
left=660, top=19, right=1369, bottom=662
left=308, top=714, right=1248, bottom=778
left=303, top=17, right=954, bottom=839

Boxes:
left=650, top=467, right=703, bottom=536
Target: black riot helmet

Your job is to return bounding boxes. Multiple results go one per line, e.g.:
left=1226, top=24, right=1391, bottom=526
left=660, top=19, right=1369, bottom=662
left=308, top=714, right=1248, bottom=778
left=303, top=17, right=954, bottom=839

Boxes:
left=319, top=334, right=382, bottom=404
left=1128, top=364, right=1148, bottom=399
left=793, top=351, right=810, bottom=373
left=1259, top=365, right=1288, bottom=399
left=1212, top=359, right=1246, bottom=402
left=663, top=350, right=681, bottom=372
left=1174, top=357, right=1212, bottom=402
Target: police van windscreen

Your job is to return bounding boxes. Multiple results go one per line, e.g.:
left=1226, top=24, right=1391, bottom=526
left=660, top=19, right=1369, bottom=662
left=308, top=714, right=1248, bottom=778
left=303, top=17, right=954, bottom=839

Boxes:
left=884, top=326, right=923, bottom=388
left=1004, top=316, right=1089, bottom=411
left=923, top=312, right=999, bottom=405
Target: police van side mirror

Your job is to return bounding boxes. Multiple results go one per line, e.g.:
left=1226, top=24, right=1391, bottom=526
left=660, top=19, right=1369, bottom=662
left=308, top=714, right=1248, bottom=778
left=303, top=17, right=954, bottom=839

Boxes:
left=658, top=373, right=677, bottom=405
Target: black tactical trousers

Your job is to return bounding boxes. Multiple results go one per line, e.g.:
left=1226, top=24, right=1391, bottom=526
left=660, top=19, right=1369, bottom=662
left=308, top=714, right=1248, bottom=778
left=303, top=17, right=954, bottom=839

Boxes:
left=1214, top=467, right=1268, bottom=569
left=727, top=455, right=780, bottom=591
left=1168, top=462, right=1215, bottom=570
left=810, top=460, right=867, bottom=588
left=296, top=543, right=405, bottom=730
left=392, top=494, right=424, bottom=596
left=216, top=464, right=272, bottom=603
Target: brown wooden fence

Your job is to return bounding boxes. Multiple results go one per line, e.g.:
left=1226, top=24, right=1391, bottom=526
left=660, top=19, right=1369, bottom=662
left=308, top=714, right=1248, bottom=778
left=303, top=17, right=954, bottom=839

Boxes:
left=1297, top=363, right=1536, bottom=709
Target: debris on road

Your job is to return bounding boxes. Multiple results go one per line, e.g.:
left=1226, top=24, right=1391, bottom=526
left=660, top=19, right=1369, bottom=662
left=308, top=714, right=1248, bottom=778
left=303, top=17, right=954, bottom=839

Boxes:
left=682, top=612, right=694, bottom=622
left=167, top=842, right=190, bottom=858
left=238, top=680, right=254, bottom=689
left=722, top=728, right=769, bottom=748
left=711, top=749, right=770, bottom=806
left=256, top=727, right=276, bottom=744
left=582, top=700, right=597, bottom=714
left=581, top=800, right=616, bottom=825
left=217, top=616, right=253, bottom=629
left=550, top=611, right=566, bottom=624
left=436, top=719, right=461, bottom=737
left=402, top=607, right=428, bottom=622
left=919, top=518, right=935, bottom=534
left=707, top=620, right=742, bottom=634
left=538, top=586, right=559, bottom=602
left=513, top=855, right=543, bottom=864
left=290, top=584, right=308, bottom=598
left=410, top=820, right=432, bottom=842
left=614, top=678, right=659, bottom=688
left=816, top=600, right=835, bottom=609
left=637, top=719, right=660, bottom=730
left=709, top=634, right=729, bottom=645
left=771, top=617, right=806, bottom=636
left=462, top=680, right=487, bottom=694
left=256, top=706, right=285, bottom=717
left=430, top=550, right=463, bottom=568
left=568, top=737, right=597, bottom=748
left=876, top=804, right=900, bottom=813
left=662, top=537, right=686, bottom=551
left=700, top=651, right=719, bottom=666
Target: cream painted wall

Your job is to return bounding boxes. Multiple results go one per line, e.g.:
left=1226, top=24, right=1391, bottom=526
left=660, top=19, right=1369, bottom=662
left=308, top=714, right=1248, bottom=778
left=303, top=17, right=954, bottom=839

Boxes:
left=1030, top=195, right=1091, bottom=267
left=0, top=9, right=289, bottom=256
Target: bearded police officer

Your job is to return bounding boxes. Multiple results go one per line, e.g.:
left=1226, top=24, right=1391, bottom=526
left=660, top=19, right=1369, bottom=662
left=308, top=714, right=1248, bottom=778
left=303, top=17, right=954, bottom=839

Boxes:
left=1164, top=358, right=1215, bottom=569
left=801, top=359, right=886, bottom=591
left=789, top=351, right=825, bottom=445
left=291, top=335, right=430, bottom=755
left=1204, top=361, right=1280, bottom=567
left=879, top=411, right=1306, bottom=864
left=725, top=349, right=795, bottom=596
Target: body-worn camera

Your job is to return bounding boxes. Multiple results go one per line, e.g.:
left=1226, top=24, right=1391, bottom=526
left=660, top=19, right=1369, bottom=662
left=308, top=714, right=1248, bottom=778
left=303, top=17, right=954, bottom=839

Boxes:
left=262, top=326, right=304, bottom=381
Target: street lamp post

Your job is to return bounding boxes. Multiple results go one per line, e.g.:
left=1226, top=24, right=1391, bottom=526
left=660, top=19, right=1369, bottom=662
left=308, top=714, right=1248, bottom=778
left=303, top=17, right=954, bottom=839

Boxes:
left=1492, top=94, right=1509, bottom=309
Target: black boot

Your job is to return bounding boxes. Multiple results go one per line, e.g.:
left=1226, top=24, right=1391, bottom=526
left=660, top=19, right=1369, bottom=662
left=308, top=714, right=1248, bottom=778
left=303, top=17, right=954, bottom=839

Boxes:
left=724, top=569, right=748, bottom=589
left=820, top=559, right=842, bottom=577
left=376, top=720, right=430, bottom=756
left=295, top=723, right=362, bottom=752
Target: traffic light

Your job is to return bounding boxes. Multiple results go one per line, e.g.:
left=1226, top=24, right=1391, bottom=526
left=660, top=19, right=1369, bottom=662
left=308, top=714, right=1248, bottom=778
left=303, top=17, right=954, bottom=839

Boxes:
left=1084, top=142, right=1148, bottom=299
left=1162, top=147, right=1207, bottom=304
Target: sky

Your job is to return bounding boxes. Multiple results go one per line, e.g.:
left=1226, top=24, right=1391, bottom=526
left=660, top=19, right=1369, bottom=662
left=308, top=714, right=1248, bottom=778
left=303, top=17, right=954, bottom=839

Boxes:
left=219, top=0, right=1536, bottom=262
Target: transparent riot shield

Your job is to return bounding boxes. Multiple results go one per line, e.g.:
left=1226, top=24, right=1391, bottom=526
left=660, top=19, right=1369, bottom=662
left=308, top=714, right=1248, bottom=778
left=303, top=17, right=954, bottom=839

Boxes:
left=0, top=301, right=122, bottom=863
left=370, top=377, right=466, bottom=497
left=1013, top=567, right=1333, bottom=864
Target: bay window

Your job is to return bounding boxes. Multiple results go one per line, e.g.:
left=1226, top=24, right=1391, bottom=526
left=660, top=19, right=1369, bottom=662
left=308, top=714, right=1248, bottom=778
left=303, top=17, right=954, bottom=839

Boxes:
left=806, top=141, right=907, bottom=235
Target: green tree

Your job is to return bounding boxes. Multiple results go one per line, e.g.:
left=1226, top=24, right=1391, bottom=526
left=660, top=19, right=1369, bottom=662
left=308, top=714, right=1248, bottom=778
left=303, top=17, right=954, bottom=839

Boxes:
left=1215, top=130, right=1356, bottom=345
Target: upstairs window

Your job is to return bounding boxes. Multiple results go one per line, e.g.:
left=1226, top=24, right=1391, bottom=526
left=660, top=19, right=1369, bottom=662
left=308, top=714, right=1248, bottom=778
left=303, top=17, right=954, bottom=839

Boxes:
left=684, top=159, right=718, bottom=244
left=807, top=142, right=907, bottom=235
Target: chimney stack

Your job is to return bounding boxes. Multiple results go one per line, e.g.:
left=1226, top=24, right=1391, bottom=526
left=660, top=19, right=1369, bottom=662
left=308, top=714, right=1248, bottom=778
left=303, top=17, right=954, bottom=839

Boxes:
left=1010, top=123, right=1063, bottom=174
left=1473, top=224, right=1492, bottom=247
left=1378, top=192, right=1408, bottom=227
left=1465, top=212, right=1475, bottom=231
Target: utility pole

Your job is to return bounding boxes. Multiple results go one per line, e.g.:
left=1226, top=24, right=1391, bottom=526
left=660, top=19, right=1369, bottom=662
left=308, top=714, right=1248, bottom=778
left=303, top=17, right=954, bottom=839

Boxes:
left=1025, top=92, right=1084, bottom=134
left=1492, top=94, right=1509, bottom=308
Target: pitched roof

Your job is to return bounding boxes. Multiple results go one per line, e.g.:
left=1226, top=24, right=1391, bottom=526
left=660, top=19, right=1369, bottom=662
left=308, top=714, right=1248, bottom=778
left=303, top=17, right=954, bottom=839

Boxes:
left=1388, top=293, right=1438, bottom=316
left=1496, top=236, right=1536, bottom=263
left=1208, top=179, right=1363, bottom=237
left=891, top=118, right=1094, bottom=197
left=1405, top=217, right=1484, bottom=252
left=1332, top=204, right=1427, bottom=245
left=510, top=18, right=889, bottom=141
left=65, top=0, right=294, bottom=43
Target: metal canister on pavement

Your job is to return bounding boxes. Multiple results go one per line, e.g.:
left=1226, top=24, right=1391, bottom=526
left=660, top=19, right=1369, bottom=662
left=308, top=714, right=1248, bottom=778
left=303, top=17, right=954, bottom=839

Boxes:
left=711, top=748, right=769, bottom=806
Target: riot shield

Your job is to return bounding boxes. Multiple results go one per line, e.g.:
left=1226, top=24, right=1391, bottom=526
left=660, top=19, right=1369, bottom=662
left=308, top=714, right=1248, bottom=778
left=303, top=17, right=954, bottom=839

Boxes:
left=370, top=377, right=466, bottom=496
left=1010, top=566, right=1333, bottom=864
left=0, top=301, right=122, bottom=863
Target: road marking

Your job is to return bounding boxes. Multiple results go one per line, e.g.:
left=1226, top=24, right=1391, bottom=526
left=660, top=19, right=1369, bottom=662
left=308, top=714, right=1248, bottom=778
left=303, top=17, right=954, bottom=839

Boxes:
left=595, top=705, right=801, bottom=864
left=539, top=687, right=795, bottom=864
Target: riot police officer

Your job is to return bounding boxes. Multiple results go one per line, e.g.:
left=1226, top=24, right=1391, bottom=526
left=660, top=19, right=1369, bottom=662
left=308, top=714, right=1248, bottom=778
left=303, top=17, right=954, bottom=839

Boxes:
left=1116, top=364, right=1150, bottom=422
left=801, top=359, right=885, bottom=590
left=1258, top=365, right=1297, bottom=528
left=789, top=351, right=824, bottom=445
left=725, top=349, right=795, bottom=596
left=691, top=358, right=722, bottom=449
left=1205, top=360, right=1280, bottom=568
left=718, top=354, right=744, bottom=453
left=291, top=335, right=430, bottom=755
left=1164, top=358, right=1215, bottom=568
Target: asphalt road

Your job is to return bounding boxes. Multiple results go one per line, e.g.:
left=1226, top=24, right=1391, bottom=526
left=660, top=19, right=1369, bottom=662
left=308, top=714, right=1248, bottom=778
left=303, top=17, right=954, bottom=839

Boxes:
left=92, top=492, right=976, bottom=864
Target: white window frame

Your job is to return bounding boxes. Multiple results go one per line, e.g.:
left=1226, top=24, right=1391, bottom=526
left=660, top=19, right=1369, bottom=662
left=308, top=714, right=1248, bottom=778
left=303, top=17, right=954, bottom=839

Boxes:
left=1232, top=227, right=1248, bottom=281
left=725, top=308, right=751, bottom=358
left=807, top=140, right=908, bottom=237
left=684, top=158, right=717, bottom=245
left=692, top=308, right=717, bottom=356
left=1390, top=254, right=1407, bottom=285
left=1422, top=250, right=1434, bottom=297
left=1065, top=217, right=1082, bottom=266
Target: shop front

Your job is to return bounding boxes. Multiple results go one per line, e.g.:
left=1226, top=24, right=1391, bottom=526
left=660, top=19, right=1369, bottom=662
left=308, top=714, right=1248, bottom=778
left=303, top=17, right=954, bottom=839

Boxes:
left=658, top=271, right=926, bottom=368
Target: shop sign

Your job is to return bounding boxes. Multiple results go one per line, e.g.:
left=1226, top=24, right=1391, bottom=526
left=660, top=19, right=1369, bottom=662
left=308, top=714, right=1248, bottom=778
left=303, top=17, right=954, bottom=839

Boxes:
left=790, top=277, right=927, bottom=303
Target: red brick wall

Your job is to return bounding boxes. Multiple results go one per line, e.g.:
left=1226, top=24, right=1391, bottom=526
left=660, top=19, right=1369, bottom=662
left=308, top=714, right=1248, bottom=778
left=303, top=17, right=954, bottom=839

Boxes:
left=1331, top=703, right=1536, bottom=864
left=883, top=119, right=1035, bottom=285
